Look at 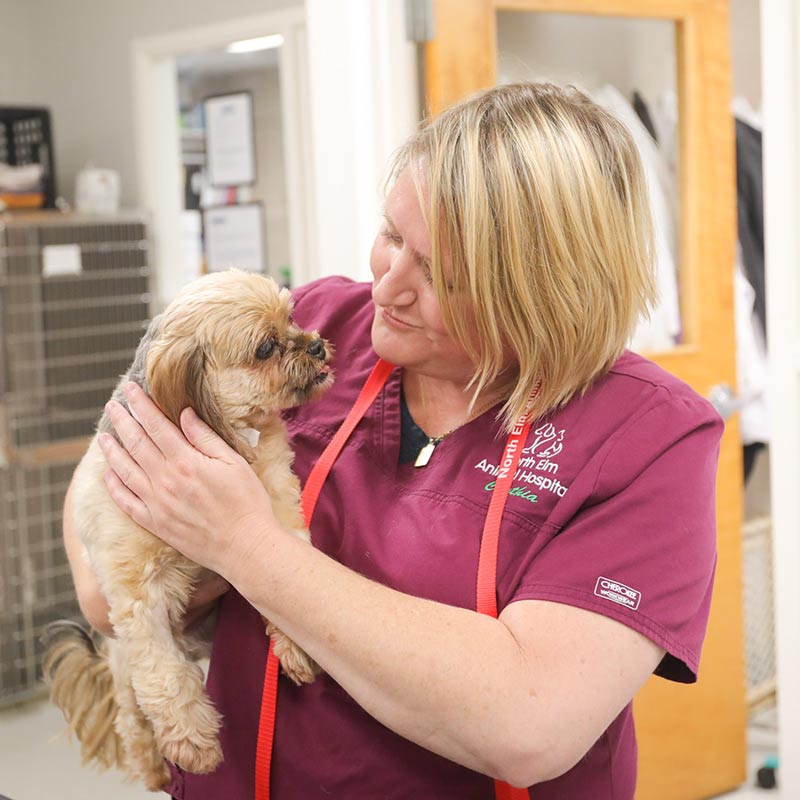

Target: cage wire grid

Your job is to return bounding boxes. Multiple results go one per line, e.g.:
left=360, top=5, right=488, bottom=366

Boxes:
left=0, top=212, right=150, bottom=706
left=0, top=460, right=80, bottom=705
left=742, top=514, right=777, bottom=713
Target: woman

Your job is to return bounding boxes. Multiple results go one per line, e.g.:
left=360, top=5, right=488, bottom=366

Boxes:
left=65, top=82, right=722, bottom=799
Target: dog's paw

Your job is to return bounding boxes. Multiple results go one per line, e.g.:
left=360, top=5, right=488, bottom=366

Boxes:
left=154, top=701, right=223, bottom=775
left=141, top=759, right=172, bottom=792
left=159, top=731, right=223, bottom=775
left=123, top=731, right=172, bottom=791
left=273, top=634, right=320, bottom=686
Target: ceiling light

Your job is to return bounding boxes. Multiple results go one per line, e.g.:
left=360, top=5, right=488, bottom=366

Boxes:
left=226, top=34, right=284, bottom=54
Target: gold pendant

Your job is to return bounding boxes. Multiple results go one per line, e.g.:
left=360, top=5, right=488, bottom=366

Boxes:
left=414, top=440, right=437, bottom=468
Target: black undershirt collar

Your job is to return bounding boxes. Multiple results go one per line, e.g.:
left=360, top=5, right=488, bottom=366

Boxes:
left=398, top=387, right=430, bottom=464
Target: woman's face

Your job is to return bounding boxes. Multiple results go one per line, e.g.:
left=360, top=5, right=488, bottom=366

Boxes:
left=369, top=168, right=476, bottom=382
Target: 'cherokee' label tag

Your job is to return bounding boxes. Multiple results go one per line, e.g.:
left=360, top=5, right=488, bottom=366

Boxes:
left=594, top=576, right=641, bottom=610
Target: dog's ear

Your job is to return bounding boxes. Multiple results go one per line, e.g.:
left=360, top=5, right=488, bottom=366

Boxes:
left=146, top=336, right=242, bottom=454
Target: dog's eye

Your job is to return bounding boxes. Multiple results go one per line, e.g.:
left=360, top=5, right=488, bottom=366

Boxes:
left=256, top=339, right=277, bottom=360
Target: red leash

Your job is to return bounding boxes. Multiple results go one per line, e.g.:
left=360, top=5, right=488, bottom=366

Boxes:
left=299, top=358, right=395, bottom=525
left=254, top=359, right=535, bottom=799
left=476, top=402, right=538, bottom=800
left=254, top=359, right=393, bottom=799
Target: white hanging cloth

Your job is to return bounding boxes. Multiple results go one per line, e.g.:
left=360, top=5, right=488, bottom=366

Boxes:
left=592, top=84, right=682, bottom=352
left=734, top=246, right=770, bottom=445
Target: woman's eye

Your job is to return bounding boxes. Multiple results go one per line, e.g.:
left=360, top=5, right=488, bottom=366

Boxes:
left=256, top=339, right=277, bottom=360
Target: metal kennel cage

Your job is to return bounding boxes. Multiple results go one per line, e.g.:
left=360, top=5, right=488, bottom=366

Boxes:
left=0, top=211, right=151, bottom=706
left=0, top=458, right=81, bottom=705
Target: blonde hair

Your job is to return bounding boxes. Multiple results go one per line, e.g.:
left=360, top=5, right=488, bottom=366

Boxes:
left=388, top=81, right=657, bottom=431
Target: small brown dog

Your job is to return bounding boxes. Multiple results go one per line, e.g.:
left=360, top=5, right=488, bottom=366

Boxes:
left=43, top=269, right=333, bottom=790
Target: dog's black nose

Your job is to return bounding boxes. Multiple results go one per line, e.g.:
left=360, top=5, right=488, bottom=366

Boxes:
left=307, top=338, right=326, bottom=360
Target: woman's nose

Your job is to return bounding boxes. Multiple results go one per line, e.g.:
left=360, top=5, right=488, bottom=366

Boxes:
left=372, top=252, right=416, bottom=307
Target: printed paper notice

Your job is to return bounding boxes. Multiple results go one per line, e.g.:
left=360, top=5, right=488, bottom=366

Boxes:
left=42, top=244, right=83, bottom=277
left=203, top=203, right=266, bottom=273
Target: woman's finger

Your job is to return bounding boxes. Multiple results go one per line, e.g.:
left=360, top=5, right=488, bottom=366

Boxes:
left=124, top=382, right=190, bottom=460
left=103, top=469, right=156, bottom=533
left=105, top=400, right=165, bottom=472
left=98, top=432, right=151, bottom=500
left=180, top=407, right=240, bottom=463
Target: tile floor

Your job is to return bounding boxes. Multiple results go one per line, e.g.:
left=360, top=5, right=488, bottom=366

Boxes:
left=0, top=695, right=150, bottom=800
left=0, top=694, right=783, bottom=800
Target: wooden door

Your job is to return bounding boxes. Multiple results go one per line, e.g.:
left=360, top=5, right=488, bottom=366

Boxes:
left=424, top=2, right=746, bottom=798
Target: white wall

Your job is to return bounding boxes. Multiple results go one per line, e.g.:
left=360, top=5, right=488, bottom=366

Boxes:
left=0, top=0, right=33, bottom=103
left=496, top=12, right=676, bottom=103
left=496, top=3, right=761, bottom=111
left=731, top=0, right=762, bottom=109
left=0, top=0, right=297, bottom=207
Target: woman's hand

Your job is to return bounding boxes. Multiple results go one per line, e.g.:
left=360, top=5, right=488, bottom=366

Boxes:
left=98, top=381, right=277, bottom=583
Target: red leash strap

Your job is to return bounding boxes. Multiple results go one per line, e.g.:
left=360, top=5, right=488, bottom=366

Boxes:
left=495, top=782, right=530, bottom=800
left=476, top=415, right=531, bottom=619
left=254, top=638, right=280, bottom=800
left=254, top=358, right=395, bottom=799
left=476, top=390, right=539, bottom=800
left=300, top=358, right=395, bottom=524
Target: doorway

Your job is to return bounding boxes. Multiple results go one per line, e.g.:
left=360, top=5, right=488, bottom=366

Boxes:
left=176, top=42, right=290, bottom=287
left=131, top=8, right=312, bottom=309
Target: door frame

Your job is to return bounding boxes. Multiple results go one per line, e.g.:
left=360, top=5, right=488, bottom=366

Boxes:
left=762, top=1, right=800, bottom=796
left=130, top=7, right=311, bottom=308
left=304, top=0, right=420, bottom=282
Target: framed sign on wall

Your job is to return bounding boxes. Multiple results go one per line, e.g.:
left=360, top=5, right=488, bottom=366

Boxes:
left=203, top=202, right=266, bottom=273
left=203, top=91, right=257, bottom=187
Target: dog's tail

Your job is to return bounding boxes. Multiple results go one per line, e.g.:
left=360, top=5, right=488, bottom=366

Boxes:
left=41, top=620, right=124, bottom=770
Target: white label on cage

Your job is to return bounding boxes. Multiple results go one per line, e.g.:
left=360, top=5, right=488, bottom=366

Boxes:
left=42, top=243, right=83, bottom=277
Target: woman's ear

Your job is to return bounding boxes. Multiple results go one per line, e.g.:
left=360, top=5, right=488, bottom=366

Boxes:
left=145, top=336, right=241, bottom=454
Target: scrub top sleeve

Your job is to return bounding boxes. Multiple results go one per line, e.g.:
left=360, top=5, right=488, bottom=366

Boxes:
left=290, top=278, right=321, bottom=306
left=509, top=395, right=724, bottom=683
left=291, top=275, right=356, bottom=310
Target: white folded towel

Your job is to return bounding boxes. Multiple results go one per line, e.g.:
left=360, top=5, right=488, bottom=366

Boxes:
left=0, top=162, right=44, bottom=192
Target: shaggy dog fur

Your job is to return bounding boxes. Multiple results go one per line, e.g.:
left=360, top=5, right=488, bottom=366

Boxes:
left=42, top=270, right=333, bottom=790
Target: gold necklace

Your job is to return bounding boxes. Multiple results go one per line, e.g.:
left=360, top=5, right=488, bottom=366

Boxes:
left=413, top=394, right=503, bottom=468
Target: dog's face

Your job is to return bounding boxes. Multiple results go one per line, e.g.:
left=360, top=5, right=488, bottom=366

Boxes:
left=143, top=270, right=333, bottom=455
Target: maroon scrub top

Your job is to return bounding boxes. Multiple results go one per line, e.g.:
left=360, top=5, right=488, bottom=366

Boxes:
left=166, top=277, right=723, bottom=800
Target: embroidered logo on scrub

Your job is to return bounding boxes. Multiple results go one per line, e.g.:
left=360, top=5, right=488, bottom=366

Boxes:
left=594, top=577, right=641, bottom=610
left=473, top=422, right=570, bottom=499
